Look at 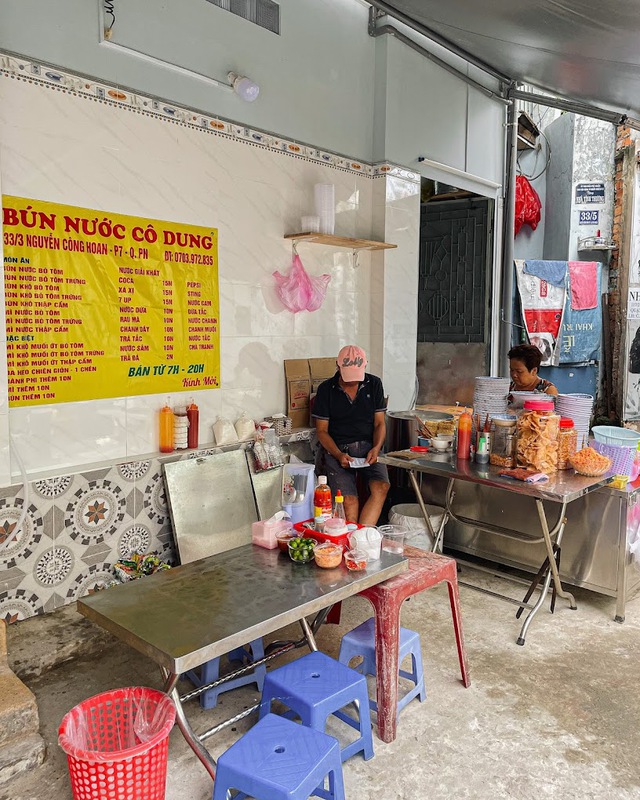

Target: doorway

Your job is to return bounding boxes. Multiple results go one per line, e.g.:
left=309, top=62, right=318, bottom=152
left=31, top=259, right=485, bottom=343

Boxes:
left=416, top=178, right=495, bottom=407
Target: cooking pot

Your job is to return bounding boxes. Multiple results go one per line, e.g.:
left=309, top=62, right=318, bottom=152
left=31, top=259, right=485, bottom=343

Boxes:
left=385, top=409, right=454, bottom=452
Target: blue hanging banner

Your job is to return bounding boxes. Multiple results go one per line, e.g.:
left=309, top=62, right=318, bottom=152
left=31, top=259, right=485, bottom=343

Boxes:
left=559, top=262, right=602, bottom=363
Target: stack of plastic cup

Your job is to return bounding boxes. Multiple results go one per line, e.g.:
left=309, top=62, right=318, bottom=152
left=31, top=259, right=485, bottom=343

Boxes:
left=301, top=215, right=320, bottom=233
left=314, top=183, right=335, bottom=235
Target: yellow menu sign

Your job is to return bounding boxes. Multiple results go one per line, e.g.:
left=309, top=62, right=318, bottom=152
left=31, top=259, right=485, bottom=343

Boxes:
left=2, top=196, right=220, bottom=407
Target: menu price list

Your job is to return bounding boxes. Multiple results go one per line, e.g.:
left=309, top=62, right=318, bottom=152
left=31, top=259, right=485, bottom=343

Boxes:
left=2, top=196, right=220, bottom=407
left=117, top=267, right=220, bottom=390
left=4, top=259, right=97, bottom=403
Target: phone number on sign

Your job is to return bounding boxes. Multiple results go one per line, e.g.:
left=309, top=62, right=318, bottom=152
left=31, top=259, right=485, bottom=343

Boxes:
left=164, top=251, right=214, bottom=265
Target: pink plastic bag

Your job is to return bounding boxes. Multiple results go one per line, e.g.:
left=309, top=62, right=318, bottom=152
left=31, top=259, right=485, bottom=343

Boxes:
left=273, top=254, right=331, bottom=312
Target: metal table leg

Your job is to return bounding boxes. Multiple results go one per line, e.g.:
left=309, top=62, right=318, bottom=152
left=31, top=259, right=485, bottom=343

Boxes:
left=162, top=669, right=218, bottom=780
left=299, top=616, right=318, bottom=651
left=515, top=499, right=576, bottom=646
left=407, top=469, right=449, bottom=551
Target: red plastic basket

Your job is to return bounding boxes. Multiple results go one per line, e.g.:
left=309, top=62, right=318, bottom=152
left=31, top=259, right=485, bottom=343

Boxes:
left=293, top=519, right=363, bottom=548
left=59, top=687, right=176, bottom=800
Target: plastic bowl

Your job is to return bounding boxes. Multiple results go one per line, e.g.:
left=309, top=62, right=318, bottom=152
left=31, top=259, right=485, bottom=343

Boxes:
left=288, top=536, right=317, bottom=563
left=313, top=541, right=343, bottom=569
left=592, top=425, right=640, bottom=447
left=276, top=531, right=296, bottom=552
left=344, top=549, right=369, bottom=571
left=431, top=438, right=451, bottom=452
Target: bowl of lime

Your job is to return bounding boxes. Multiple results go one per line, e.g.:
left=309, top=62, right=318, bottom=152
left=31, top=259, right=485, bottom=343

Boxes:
left=287, top=536, right=318, bottom=564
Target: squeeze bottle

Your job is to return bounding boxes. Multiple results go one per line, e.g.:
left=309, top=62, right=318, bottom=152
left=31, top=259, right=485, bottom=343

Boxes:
left=187, top=400, right=199, bottom=449
left=159, top=399, right=174, bottom=453
left=456, top=408, right=472, bottom=461
left=314, top=476, right=332, bottom=517
left=333, top=490, right=346, bottom=521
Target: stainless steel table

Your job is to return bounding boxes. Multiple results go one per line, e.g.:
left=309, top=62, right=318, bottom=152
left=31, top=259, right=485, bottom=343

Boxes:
left=78, top=543, right=407, bottom=779
left=381, top=452, right=611, bottom=644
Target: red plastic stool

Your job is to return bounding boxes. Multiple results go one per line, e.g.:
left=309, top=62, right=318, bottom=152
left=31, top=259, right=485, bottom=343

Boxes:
left=358, top=546, right=470, bottom=743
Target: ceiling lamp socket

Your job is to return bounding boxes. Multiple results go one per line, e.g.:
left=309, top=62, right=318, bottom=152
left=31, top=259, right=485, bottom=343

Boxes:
left=227, top=71, right=260, bottom=102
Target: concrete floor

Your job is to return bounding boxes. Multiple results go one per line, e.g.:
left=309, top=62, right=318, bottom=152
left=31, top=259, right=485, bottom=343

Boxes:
left=3, top=561, right=640, bottom=800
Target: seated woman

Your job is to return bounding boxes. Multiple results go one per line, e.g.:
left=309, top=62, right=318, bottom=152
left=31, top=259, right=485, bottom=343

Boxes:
left=508, top=344, right=558, bottom=396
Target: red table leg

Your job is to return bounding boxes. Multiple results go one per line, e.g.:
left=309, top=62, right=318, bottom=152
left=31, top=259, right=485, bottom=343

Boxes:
left=358, top=547, right=470, bottom=743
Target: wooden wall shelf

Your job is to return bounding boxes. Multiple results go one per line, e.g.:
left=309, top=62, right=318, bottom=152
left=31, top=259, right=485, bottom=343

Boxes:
left=284, top=233, right=397, bottom=251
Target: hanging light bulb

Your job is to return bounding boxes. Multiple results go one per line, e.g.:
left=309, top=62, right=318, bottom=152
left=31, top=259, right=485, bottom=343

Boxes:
left=227, top=71, right=260, bottom=102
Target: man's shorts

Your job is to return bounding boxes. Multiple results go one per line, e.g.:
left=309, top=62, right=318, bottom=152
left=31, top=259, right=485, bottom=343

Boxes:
left=315, top=440, right=389, bottom=498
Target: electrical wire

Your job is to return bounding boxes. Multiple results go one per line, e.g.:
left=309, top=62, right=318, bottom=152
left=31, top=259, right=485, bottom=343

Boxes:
left=516, top=128, right=552, bottom=182
left=104, top=0, right=116, bottom=39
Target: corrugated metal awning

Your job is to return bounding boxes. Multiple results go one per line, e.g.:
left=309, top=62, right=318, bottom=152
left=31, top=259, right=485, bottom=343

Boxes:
left=372, top=0, right=640, bottom=119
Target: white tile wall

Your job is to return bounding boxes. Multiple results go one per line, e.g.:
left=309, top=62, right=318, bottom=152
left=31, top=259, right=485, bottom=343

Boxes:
left=0, top=76, right=421, bottom=479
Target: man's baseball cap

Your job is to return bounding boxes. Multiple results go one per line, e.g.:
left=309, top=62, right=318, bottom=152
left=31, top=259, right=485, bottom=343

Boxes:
left=337, top=345, right=367, bottom=382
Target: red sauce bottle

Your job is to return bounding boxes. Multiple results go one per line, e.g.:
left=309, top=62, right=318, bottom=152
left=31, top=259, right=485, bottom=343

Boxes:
left=187, top=400, right=199, bottom=449
left=456, top=409, right=472, bottom=460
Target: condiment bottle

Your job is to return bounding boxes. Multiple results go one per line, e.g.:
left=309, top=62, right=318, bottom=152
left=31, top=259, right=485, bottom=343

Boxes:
left=187, top=400, right=199, bottom=449
left=333, top=490, right=346, bottom=521
left=159, top=399, right=174, bottom=453
left=313, top=476, right=332, bottom=517
left=456, top=408, right=472, bottom=460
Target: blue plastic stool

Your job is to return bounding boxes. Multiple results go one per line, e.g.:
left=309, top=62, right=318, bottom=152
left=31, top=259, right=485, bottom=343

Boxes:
left=185, top=638, right=266, bottom=710
left=259, top=651, right=374, bottom=762
left=338, top=618, right=426, bottom=715
left=212, top=713, right=345, bottom=800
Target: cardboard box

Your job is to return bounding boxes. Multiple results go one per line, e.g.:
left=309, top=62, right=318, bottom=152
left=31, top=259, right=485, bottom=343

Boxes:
left=309, top=357, right=336, bottom=393
left=284, top=359, right=311, bottom=429
left=284, top=357, right=337, bottom=429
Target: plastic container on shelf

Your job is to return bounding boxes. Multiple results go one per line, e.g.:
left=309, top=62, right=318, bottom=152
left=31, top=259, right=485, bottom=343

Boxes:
left=516, top=399, right=560, bottom=474
left=557, top=418, right=578, bottom=470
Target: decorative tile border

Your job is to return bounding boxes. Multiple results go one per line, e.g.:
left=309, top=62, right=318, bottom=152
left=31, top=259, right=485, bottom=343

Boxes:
left=0, top=52, right=419, bottom=184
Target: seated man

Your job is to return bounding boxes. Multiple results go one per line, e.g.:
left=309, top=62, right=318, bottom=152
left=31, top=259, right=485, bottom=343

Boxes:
left=312, top=345, right=389, bottom=525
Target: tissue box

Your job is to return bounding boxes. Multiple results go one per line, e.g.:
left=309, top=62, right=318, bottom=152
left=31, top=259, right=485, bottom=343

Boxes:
left=252, top=518, right=292, bottom=549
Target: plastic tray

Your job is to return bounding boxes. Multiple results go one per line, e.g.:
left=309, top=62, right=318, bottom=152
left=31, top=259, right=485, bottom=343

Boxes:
left=294, top=519, right=362, bottom=548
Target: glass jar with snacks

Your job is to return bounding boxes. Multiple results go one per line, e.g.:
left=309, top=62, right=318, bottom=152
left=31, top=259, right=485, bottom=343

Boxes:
left=516, top=400, right=560, bottom=473
left=490, top=415, right=517, bottom=468
left=557, top=418, right=578, bottom=470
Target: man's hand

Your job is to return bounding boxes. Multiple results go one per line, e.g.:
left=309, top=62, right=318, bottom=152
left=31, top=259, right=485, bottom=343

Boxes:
left=338, top=452, right=354, bottom=469
left=365, top=447, right=380, bottom=465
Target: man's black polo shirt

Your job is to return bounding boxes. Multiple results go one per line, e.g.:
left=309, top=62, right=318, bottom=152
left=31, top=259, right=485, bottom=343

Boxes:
left=312, top=372, right=386, bottom=446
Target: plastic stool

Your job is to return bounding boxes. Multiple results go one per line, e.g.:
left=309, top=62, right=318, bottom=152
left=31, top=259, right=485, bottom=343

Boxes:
left=338, top=618, right=425, bottom=715
left=259, top=651, right=374, bottom=762
left=185, top=638, right=266, bottom=710
left=212, top=713, right=345, bottom=800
